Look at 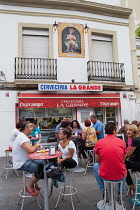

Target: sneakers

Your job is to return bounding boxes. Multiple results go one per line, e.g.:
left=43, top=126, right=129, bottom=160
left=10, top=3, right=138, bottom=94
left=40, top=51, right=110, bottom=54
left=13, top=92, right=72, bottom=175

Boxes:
left=25, top=187, right=38, bottom=196
left=25, top=172, right=32, bottom=178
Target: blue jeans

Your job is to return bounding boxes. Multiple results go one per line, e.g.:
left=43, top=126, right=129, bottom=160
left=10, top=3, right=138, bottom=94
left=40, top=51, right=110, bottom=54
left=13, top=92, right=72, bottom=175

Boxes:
left=93, top=163, right=126, bottom=193
left=18, top=159, right=43, bottom=174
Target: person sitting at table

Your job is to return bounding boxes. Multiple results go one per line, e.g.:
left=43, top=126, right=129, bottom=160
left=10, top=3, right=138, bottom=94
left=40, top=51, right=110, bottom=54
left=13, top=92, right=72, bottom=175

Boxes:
left=57, top=127, right=78, bottom=169
left=9, top=122, right=22, bottom=150
left=79, top=120, right=97, bottom=164
left=93, top=122, right=126, bottom=201
left=29, top=120, right=41, bottom=144
left=12, top=121, right=43, bottom=196
left=125, top=134, right=140, bottom=196
left=125, top=124, right=139, bottom=152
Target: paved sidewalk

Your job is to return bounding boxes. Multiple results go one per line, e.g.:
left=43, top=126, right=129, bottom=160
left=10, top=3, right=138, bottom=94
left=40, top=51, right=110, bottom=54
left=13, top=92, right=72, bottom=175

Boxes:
left=0, top=157, right=139, bottom=210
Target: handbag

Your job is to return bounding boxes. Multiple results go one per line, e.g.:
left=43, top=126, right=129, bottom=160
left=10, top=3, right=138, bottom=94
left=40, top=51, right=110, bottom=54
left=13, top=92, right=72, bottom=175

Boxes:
left=126, top=155, right=136, bottom=164
left=45, top=162, right=63, bottom=179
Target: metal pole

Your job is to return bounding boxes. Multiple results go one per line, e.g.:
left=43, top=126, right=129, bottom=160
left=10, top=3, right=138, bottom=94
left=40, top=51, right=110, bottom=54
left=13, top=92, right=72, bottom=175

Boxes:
left=44, top=160, right=48, bottom=210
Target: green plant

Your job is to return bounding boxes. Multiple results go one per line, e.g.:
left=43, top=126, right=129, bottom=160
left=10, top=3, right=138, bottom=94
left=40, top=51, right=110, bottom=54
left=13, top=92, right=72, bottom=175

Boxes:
left=136, top=24, right=140, bottom=37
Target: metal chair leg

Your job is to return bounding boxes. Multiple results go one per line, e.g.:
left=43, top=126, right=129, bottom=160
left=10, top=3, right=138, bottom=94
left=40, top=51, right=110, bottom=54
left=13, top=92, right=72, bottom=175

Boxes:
left=132, top=172, right=140, bottom=210
left=55, top=168, right=80, bottom=209
left=18, top=171, right=42, bottom=210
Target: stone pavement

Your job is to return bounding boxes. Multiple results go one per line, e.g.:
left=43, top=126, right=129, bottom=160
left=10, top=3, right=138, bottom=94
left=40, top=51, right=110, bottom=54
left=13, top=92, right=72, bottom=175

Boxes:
left=0, top=157, right=139, bottom=210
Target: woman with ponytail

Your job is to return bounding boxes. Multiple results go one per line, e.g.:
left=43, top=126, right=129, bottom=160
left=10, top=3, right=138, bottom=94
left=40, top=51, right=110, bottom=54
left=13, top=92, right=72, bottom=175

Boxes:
left=57, top=127, right=78, bottom=168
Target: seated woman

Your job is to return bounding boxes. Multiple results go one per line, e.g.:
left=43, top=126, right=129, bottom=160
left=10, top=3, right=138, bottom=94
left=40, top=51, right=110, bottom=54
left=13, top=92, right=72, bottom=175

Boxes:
left=57, top=127, right=78, bottom=169
left=79, top=120, right=97, bottom=163
left=125, top=126, right=140, bottom=196
left=12, top=121, right=43, bottom=196
left=126, top=124, right=139, bottom=152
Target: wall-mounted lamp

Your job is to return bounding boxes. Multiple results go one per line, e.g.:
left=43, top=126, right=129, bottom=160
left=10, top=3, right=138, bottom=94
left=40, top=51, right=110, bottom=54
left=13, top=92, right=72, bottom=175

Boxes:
left=0, top=71, right=6, bottom=81
left=53, top=21, right=58, bottom=31
left=71, top=79, right=75, bottom=83
left=84, top=23, right=89, bottom=33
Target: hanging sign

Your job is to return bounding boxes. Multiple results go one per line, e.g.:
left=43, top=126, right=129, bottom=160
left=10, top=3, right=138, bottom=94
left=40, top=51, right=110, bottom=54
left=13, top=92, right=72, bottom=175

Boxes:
left=38, top=84, right=103, bottom=91
left=18, top=93, right=120, bottom=108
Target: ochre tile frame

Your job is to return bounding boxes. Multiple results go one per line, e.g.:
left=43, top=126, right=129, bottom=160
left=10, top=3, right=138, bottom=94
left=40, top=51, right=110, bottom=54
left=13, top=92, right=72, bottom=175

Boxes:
left=58, top=22, right=85, bottom=58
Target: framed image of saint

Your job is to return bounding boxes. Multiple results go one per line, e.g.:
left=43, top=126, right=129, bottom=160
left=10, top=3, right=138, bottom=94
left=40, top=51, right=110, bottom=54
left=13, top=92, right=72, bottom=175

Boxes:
left=58, top=23, right=85, bottom=58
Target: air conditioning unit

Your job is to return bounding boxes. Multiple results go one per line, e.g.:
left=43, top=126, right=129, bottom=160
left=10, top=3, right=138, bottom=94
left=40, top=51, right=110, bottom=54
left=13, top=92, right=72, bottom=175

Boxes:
left=128, top=94, right=136, bottom=100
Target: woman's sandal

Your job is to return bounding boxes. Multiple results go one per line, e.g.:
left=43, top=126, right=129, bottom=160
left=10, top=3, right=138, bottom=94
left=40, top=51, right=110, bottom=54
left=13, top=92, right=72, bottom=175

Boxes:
left=129, top=187, right=135, bottom=197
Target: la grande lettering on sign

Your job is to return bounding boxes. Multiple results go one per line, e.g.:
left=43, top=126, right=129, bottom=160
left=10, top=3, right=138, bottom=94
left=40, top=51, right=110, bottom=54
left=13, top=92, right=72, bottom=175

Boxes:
left=70, top=85, right=102, bottom=91
left=57, top=99, right=89, bottom=108
left=38, top=84, right=103, bottom=91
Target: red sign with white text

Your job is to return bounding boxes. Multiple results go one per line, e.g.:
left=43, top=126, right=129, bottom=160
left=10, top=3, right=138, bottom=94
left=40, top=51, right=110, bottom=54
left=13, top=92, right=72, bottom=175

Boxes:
left=18, top=93, right=120, bottom=108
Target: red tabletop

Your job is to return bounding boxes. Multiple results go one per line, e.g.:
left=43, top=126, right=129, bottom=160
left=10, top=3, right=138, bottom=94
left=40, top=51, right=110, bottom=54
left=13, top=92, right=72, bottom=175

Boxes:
left=27, top=150, right=62, bottom=160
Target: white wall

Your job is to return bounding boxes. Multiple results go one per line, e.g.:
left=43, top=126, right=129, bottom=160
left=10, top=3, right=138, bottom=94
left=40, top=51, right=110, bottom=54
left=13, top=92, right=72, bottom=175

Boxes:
left=120, top=91, right=136, bottom=124
left=0, top=91, right=18, bottom=156
left=85, top=0, right=121, bottom=6
left=0, top=6, right=133, bottom=85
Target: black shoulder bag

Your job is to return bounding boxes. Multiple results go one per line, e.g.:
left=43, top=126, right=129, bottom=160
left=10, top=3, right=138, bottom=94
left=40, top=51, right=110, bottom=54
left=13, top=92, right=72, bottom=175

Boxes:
left=46, top=162, right=63, bottom=179
left=126, top=154, right=136, bottom=164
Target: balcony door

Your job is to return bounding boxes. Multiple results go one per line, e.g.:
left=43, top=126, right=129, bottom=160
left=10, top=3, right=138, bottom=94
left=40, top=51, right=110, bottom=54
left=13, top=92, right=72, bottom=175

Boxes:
left=22, top=29, right=49, bottom=77
left=22, top=29, right=49, bottom=58
left=92, top=35, right=114, bottom=79
left=92, top=35, right=113, bottom=62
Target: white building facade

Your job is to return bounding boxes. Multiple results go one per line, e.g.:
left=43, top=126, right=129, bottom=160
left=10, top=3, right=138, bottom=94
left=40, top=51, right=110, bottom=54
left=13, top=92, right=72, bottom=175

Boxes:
left=0, top=0, right=138, bottom=156
left=130, top=0, right=140, bottom=120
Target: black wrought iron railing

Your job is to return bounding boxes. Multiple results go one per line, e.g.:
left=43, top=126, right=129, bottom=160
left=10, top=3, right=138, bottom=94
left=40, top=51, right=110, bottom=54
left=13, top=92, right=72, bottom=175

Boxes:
left=15, top=57, right=57, bottom=80
left=87, top=61, right=125, bottom=82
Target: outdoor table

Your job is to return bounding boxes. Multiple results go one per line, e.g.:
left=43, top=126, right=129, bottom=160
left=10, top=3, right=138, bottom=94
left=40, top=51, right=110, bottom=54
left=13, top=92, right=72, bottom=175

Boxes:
left=28, top=150, right=62, bottom=210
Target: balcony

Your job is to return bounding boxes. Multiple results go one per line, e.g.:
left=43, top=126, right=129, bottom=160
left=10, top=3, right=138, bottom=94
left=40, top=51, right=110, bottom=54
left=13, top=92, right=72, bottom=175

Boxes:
left=15, top=57, right=57, bottom=81
left=87, top=61, right=125, bottom=83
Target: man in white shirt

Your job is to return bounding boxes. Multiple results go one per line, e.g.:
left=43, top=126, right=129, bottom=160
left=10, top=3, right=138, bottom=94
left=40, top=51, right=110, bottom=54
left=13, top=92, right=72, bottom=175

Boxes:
left=12, top=121, right=42, bottom=196
left=9, top=122, right=21, bottom=149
